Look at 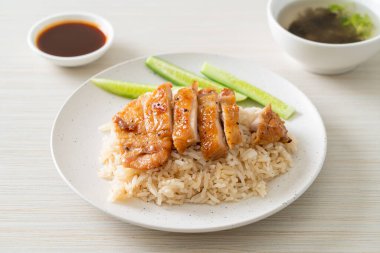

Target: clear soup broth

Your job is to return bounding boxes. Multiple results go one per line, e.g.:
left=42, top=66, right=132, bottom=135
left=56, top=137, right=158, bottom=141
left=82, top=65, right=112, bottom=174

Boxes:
left=278, top=0, right=379, bottom=44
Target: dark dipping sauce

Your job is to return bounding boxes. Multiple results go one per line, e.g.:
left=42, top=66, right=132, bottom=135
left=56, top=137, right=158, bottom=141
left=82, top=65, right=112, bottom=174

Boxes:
left=37, top=21, right=106, bottom=57
left=288, top=8, right=361, bottom=44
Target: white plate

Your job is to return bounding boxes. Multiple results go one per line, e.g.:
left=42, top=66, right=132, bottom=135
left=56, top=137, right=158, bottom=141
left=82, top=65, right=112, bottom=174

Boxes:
left=51, top=53, right=326, bottom=233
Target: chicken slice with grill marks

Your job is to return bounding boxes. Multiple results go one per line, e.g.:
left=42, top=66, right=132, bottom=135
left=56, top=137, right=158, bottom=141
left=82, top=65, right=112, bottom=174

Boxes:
left=112, top=95, right=147, bottom=168
left=251, top=104, right=292, bottom=146
left=219, top=89, right=242, bottom=149
left=172, top=82, right=199, bottom=153
left=198, top=88, right=227, bottom=160
left=137, top=82, right=173, bottom=170
left=112, top=83, right=173, bottom=170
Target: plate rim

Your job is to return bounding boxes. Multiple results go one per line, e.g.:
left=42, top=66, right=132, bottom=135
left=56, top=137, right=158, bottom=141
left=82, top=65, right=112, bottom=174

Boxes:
left=50, top=52, right=327, bottom=233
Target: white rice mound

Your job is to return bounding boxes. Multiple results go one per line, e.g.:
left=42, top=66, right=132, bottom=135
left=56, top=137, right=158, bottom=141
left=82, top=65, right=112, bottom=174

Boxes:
left=98, top=107, right=297, bottom=205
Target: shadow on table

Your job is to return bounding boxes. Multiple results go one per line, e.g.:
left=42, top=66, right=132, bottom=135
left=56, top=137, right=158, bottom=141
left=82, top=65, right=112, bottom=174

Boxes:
left=51, top=42, right=142, bottom=87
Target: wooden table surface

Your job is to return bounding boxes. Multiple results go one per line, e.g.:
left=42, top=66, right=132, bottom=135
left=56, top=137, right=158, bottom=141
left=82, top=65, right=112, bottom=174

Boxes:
left=1, top=0, right=379, bottom=252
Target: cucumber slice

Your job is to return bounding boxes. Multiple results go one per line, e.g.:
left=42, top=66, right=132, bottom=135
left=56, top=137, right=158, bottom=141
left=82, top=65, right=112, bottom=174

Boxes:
left=92, top=78, right=157, bottom=99
left=145, top=56, right=247, bottom=102
left=201, top=63, right=295, bottom=119
left=92, top=78, right=180, bottom=99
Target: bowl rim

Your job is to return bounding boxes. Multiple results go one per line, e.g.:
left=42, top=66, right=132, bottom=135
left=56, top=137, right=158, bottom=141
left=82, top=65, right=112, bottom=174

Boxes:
left=267, top=0, right=380, bottom=48
left=27, top=11, right=114, bottom=62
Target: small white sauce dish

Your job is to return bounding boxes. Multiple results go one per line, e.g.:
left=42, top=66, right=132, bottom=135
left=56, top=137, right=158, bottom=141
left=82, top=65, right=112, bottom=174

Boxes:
left=28, top=12, right=114, bottom=67
left=267, top=0, right=380, bottom=75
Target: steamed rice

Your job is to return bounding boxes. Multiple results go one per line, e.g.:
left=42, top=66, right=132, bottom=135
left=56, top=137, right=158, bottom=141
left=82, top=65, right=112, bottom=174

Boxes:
left=98, top=107, right=296, bottom=205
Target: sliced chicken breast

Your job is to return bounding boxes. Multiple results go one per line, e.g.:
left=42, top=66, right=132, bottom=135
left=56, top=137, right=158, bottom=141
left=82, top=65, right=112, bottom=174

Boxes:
left=198, top=88, right=228, bottom=160
left=112, top=96, right=147, bottom=168
left=172, top=82, right=199, bottom=153
left=251, top=104, right=292, bottom=146
left=113, top=83, right=173, bottom=170
left=219, top=89, right=242, bottom=149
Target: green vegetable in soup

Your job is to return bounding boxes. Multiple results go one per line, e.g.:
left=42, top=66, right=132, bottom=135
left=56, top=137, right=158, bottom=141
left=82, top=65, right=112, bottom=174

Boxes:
left=328, top=3, right=374, bottom=40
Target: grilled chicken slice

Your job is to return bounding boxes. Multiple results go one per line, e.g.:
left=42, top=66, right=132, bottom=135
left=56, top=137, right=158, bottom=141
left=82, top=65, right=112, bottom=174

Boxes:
left=112, top=96, right=147, bottom=168
left=172, top=82, right=199, bottom=153
left=219, top=89, right=242, bottom=149
left=138, top=83, right=173, bottom=169
left=113, top=83, right=173, bottom=170
left=198, top=88, right=228, bottom=160
left=251, top=104, right=292, bottom=146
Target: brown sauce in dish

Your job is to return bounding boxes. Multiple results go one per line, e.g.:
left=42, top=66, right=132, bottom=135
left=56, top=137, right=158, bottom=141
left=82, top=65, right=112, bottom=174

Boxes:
left=37, top=21, right=106, bottom=57
left=288, top=8, right=361, bottom=44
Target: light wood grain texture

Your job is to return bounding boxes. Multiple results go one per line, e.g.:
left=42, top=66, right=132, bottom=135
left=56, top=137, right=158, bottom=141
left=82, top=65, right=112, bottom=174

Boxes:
left=0, top=0, right=379, bottom=252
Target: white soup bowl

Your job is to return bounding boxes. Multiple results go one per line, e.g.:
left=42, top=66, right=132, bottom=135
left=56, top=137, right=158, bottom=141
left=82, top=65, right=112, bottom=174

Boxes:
left=267, top=0, right=380, bottom=74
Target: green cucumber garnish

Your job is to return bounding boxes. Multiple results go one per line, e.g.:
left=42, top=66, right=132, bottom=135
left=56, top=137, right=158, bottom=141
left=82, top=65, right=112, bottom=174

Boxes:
left=201, top=62, right=295, bottom=119
left=92, top=78, right=157, bottom=99
left=145, top=56, right=247, bottom=102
